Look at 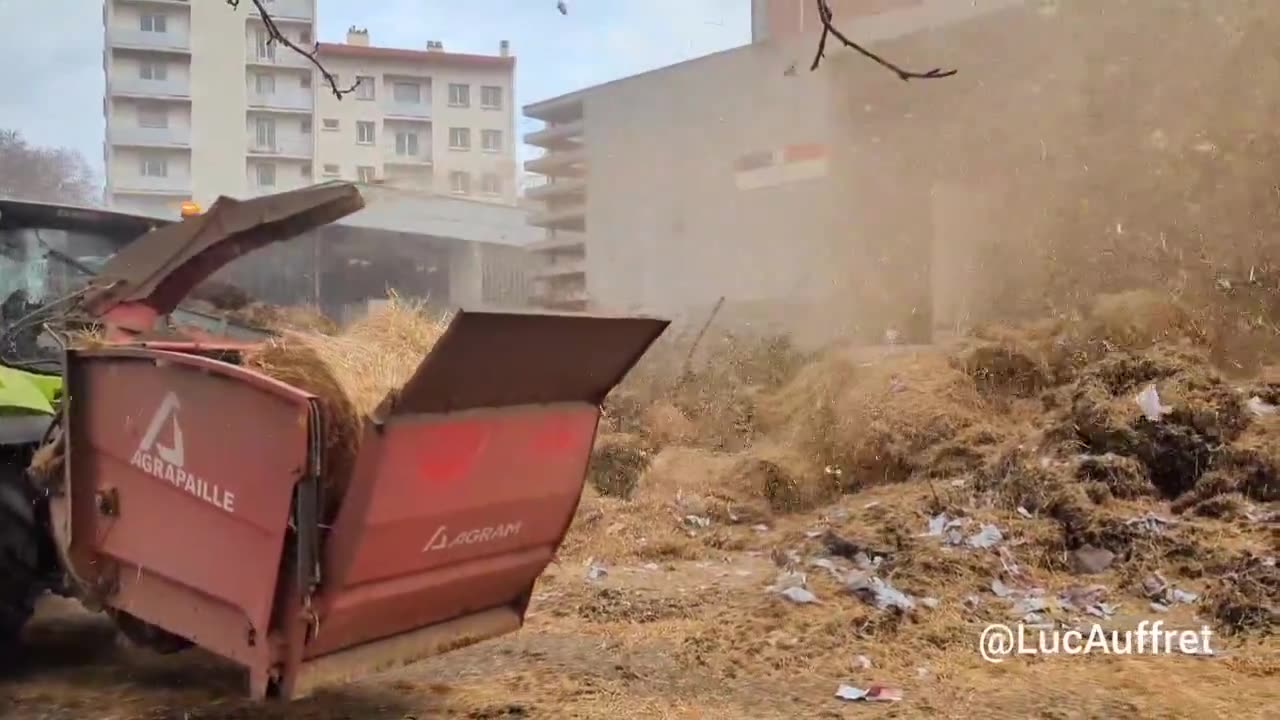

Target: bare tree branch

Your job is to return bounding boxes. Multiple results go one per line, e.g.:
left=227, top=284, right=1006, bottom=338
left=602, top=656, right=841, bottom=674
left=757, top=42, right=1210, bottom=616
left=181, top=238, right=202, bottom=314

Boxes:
left=233, top=0, right=951, bottom=98
left=225, top=0, right=358, bottom=99
left=809, top=0, right=957, bottom=80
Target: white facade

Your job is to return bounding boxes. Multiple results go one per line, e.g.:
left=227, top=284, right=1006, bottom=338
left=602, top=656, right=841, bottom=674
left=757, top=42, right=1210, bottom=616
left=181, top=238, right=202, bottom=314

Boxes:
left=103, top=6, right=517, bottom=220
left=314, top=30, right=518, bottom=206
left=103, top=0, right=317, bottom=217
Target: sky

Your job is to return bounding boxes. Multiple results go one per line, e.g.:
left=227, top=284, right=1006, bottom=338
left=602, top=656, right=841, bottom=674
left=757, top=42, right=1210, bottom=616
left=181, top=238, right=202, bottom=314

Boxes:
left=0, top=0, right=750, bottom=182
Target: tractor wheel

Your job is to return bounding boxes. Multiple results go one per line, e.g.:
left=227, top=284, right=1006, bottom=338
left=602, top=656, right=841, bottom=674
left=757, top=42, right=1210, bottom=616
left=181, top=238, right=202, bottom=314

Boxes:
left=0, top=467, right=42, bottom=666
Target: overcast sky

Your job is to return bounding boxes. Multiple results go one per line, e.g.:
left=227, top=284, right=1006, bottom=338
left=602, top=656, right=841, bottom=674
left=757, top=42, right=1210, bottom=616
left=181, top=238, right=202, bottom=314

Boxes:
left=0, top=0, right=749, bottom=183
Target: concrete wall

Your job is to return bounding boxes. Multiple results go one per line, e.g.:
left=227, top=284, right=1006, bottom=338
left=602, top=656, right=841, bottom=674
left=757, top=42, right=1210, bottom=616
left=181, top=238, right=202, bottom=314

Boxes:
left=479, top=244, right=535, bottom=308
left=548, top=0, right=1050, bottom=346
left=580, top=37, right=844, bottom=322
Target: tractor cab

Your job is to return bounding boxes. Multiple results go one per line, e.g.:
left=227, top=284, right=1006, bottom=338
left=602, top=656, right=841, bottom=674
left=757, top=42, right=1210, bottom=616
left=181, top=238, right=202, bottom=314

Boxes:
left=0, top=198, right=269, bottom=374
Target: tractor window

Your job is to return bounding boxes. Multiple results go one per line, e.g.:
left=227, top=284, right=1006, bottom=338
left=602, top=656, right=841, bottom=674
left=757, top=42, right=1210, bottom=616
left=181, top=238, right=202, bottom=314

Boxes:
left=0, top=225, right=128, bottom=367
left=0, top=226, right=119, bottom=301
left=0, top=230, right=51, bottom=306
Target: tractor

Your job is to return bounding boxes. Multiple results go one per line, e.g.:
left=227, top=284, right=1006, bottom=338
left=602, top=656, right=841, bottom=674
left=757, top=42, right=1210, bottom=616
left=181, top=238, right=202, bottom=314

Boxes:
left=0, top=183, right=666, bottom=698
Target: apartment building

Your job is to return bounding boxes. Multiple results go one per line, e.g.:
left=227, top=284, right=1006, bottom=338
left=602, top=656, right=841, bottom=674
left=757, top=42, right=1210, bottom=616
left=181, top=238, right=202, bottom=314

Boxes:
left=313, top=29, right=518, bottom=205
left=523, top=0, right=1028, bottom=336
left=103, top=4, right=516, bottom=219
left=103, top=0, right=317, bottom=217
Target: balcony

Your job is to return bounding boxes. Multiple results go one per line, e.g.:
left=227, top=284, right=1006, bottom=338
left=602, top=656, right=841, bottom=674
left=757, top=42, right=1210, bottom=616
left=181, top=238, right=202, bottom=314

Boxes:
left=254, top=0, right=313, bottom=20
left=524, top=177, right=585, bottom=201
left=523, top=119, right=584, bottom=148
left=529, top=202, right=586, bottom=231
left=247, top=89, right=313, bottom=112
left=111, top=175, right=191, bottom=195
left=245, top=48, right=311, bottom=69
left=527, top=231, right=586, bottom=253
left=110, top=124, right=191, bottom=148
left=382, top=100, right=432, bottom=120
left=535, top=258, right=586, bottom=278
left=246, top=136, right=313, bottom=159
left=109, top=28, right=190, bottom=53
left=524, top=147, right=586, bottom=177
left=110, top=76, right=190, bottom=100
left=383, top=147, right=433, bottom=166
left=533, top=287, right=589, bottom=309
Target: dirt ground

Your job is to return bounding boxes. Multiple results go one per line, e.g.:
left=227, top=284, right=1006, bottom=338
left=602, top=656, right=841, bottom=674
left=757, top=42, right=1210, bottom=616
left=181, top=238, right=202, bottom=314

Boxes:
left=4, top=477, right=1276, bottom=719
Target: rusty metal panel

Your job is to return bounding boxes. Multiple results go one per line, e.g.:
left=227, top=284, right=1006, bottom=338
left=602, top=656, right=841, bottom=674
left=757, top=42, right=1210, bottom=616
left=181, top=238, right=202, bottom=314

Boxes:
left=57, top=348, right=315, bottom=688
left=313, top=403, right=599, bottom=654
left=389, top=309, right=669, bottom=415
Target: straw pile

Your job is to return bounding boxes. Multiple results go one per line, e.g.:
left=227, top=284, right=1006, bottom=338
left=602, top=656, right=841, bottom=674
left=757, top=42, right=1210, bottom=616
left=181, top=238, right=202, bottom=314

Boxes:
left=757, top=349, right=993, bottom=490
left=242, top=296, right=447, bottom=516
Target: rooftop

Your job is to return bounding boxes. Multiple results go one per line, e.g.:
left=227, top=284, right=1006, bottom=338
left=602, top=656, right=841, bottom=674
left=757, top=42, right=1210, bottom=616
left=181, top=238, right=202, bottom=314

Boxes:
left=523, top=0, right=1025, bottom=120
left=336, top=184, right=541, bottom=248
left=316, top=42, right=515, bottom=70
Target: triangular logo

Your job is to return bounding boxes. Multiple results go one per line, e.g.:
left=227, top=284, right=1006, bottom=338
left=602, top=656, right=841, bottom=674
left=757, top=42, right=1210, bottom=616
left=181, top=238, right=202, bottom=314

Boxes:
left=137, top=391, right=184, bottom=467
left=422, top=525, right=449, bottom=552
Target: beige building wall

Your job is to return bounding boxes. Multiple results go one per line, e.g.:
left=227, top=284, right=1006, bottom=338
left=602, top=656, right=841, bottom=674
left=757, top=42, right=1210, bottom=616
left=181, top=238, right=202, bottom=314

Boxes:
left=103, top=0, right=316, bottom=218
left=314, top=32, right=518, bottom=205
left=522, top=0, right=1032, bottom=338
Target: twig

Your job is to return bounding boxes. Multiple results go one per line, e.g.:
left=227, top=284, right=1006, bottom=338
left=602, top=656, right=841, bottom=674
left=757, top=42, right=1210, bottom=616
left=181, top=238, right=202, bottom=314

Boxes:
left=225, top=0, right=359, bottom=99
left=681, top=296, right=726, bottom=375
left=809, top=0, right=957, bottom=80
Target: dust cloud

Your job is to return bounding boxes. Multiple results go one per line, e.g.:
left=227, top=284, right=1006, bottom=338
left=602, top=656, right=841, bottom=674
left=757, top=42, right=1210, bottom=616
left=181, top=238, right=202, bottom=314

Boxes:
left=788, top=0, right=1280, bottom=365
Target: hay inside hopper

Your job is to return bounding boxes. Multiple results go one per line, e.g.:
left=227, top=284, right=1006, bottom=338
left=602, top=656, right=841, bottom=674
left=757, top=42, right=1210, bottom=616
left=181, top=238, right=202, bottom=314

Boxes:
left=242, top=296, right=447, bottom=516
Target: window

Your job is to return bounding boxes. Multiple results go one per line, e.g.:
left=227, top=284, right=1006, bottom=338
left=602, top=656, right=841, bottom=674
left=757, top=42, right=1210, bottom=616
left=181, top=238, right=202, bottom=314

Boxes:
left=301, top=163, right=312, bottom=177
left=256, top=163, right=276, bottom=187
left=321, top=118, right=339, bottom=131
left=256, top=29, right=275, bottom=60
left=448, top=83, right=470, bottom=107
left=139, top=61, right=167, bottom=81
left=254, top=73, right=275, bottom=94
left=449, top=171, right=470, bottom=195
left=448, top=127, right=470, bottom=150
left=481, top=85, right=503, bottom=109
left=300, top=118, right=312, bottom=134
left=255, top=117, right=276, bottom=150
left=322, top=163, right=340, bottom=176
left=140, top=156, right=168, bottom=177
left=481, top=172, right=501, bottom=195
left=481, top=129, right=502, bottom=152
left=137, top=105, right=167, bottom=128
left=356, top=121, right=376, bottom=144
left=392, top=82, right=421, bottom=103
left=394, top=131, right=419, bottom=157
left=355, top=76, right=375, bottom=100
left=357, top=166, right=376, bottom=183
left=299, top=29, right=311, bottom=44
left=140, top=14, right=167, bottom=32
left=300, top=74, right=311, bottom=88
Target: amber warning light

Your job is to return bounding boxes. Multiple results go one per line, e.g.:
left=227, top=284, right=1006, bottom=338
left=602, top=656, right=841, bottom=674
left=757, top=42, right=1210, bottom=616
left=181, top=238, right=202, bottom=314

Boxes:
left=180, top=200, right=202, bottom=218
